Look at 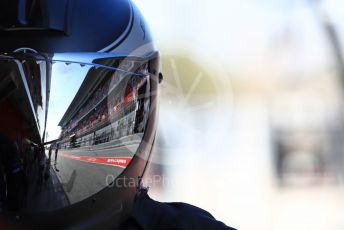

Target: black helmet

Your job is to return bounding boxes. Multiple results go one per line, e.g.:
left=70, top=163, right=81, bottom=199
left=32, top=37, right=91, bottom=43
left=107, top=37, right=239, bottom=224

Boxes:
left=0, top=0, right=161, bottom=228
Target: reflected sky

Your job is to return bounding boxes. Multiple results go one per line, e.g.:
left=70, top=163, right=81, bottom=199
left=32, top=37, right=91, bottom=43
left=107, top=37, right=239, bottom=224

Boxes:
left=46, top=62, right=90, bottom=141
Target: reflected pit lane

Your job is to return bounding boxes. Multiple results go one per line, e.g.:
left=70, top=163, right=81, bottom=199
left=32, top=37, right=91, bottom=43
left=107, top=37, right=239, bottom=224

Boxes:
left=49, top=144, right=137, bottom=205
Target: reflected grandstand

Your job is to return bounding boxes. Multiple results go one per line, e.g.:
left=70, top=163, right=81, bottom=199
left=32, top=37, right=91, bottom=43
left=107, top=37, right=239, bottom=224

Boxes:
left=58, top=57, right=151, bottom=150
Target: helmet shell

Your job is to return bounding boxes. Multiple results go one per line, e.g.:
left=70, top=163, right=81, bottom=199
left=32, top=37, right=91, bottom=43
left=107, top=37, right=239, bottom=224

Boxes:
left=0, top=0, right=155, bottom=55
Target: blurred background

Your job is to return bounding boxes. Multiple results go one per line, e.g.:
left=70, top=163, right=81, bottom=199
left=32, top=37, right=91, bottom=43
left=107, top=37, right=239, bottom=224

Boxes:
left=134, top=0, right=344, bottom=229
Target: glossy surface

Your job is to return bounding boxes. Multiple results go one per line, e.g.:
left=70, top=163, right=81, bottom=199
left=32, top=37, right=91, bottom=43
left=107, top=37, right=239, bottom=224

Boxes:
left=0, top=52, right=153, bottom=212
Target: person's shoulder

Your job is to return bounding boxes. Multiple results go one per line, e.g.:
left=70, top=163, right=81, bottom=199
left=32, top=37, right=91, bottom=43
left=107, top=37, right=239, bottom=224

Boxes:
left=123, top=190, right=236, bottom=230
left=160, top=201, right=235, bottom=230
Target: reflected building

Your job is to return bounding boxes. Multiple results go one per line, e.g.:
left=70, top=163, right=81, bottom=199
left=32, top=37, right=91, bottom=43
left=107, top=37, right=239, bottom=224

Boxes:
left=0, top=52, right=51, bottom=212
left=57, top=58, right=150, bottom=150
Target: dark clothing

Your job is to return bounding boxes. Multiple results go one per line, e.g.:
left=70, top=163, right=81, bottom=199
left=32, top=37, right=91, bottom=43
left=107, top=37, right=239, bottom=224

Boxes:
left=48, top=147, right=52, bottom=162
left=119, top=190, right=235, bottom=230
left=54, top=148, right=58, bottom=162
left=0, top=134, right=24, bottom=211
left=0, top=134, right=21, bottom=173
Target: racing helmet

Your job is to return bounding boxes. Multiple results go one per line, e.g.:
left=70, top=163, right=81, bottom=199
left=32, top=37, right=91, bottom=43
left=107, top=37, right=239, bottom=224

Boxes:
left=0, top=0, right=161, bottom=228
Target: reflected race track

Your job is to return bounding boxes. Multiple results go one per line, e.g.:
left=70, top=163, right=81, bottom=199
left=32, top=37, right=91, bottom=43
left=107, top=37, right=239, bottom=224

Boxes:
left=47, top=144, right=137, bottom=205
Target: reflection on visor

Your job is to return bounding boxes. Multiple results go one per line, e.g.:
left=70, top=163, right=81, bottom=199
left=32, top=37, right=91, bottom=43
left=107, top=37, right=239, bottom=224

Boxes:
left=0, top=52, right=153, bottom=212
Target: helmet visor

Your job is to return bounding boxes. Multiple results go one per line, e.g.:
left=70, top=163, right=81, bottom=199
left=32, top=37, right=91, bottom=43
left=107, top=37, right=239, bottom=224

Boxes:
left=0, top=51, right=157, bottom=213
